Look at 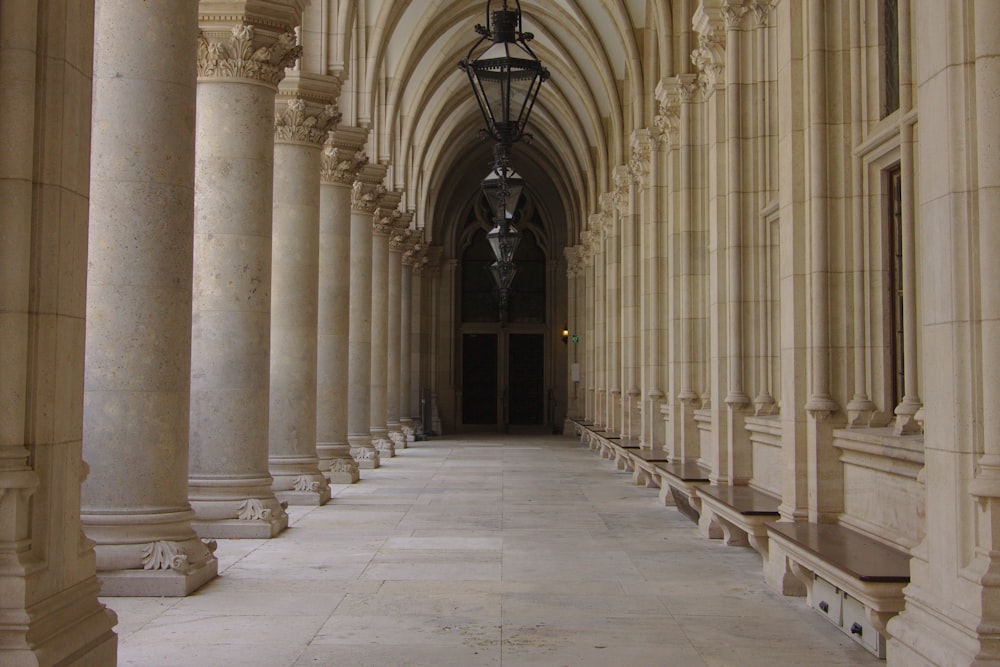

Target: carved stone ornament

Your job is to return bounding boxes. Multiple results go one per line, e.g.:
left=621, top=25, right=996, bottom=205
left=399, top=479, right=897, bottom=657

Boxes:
left=237, top=498, right=273, bottom=521
left=352, top=182, right=385, bottom=214
left=197, top=24, right=301, bottom=86
left=321, top=145, right=368, bottom=185
left=374, top=208, right=401, bottom=236
left=613, top=167, right=631, bottom=214
left=691, top=32, right=726, bottom=88
left=751, top=0, right=774, bottom=27
left=629, top=135, right=653, bottom=184
left=329, top=457, right=360, bottom=474
left=275, top=98, right=341, bottom=145
left=353, top=448, right=378, bottom=461
left=292, top=475, right=321, bottom=492
left=141, top=541, right=191, bottom=573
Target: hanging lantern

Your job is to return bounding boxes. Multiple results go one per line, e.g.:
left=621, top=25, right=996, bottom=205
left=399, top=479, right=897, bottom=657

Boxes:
left=460, top=0, right=549, bottom=146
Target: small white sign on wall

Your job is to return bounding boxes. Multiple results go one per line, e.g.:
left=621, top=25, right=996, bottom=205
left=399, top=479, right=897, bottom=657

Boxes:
left=571, top=363, right=580, bottom=382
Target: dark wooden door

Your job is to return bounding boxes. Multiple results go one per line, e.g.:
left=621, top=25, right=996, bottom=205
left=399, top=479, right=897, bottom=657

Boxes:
left=461, top=333, right=498, bottom=424
left=507, top=333, right=544, bottom=425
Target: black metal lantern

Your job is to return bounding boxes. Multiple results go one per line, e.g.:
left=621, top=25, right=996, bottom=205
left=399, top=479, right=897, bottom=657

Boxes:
left=481, top=164, right=523, bottom=221
left=459, top=0, right=549, bottom=147
left=486, top=222, right=520, bottom=266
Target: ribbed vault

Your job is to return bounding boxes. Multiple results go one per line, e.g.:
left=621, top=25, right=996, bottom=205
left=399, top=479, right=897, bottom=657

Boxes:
left=302, top=0, right=676, bottom=249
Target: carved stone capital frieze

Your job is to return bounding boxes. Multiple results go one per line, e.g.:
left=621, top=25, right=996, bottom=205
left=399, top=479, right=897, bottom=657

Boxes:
left=751, top=0, right=774, bottom=27
left=374, top=208, right=401, bottom=237
left=321, top=145, right=368, bottom=185
left=274, top=97, right=340, bottom=145
left=351, top=181, right=385, bottom=214
left=612, top=166, right=632, bottom=214
left=197, top=24, right=300, bottom=86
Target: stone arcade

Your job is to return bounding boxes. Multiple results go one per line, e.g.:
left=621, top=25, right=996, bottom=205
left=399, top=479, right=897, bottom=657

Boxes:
left=1, top=1, right=998, bottom=665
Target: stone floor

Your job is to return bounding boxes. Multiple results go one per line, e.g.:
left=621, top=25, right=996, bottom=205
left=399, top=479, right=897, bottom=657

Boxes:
left=104, top=434, right=880, bottom=666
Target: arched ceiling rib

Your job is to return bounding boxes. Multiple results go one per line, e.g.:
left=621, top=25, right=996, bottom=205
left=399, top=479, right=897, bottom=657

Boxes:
left=311, top=0, right=664, bottom=248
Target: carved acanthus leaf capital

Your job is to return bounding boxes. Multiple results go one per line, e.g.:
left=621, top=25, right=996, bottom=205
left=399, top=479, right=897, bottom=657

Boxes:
left=275, top=98, right=340, bottom=145
left=197, top=24, right=301, bottom=86
left=352, top=182, right=385, bottom=214
left=613, top=166, right=632, bottom=213
left=374, top=208, right=401, bottom=237
left=321, top=145, right=368, bottom=185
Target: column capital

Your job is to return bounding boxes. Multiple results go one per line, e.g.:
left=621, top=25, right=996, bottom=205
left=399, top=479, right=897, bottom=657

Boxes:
left=390, top=213, right=415, bottom=251
left=373, top=189, right=403, bottom=236
left=351, top=162, right=388, bottom=214
left=629, top=129, right=659, bottom=184
left=197, top=23, right=300, bottom=86
left=655, top=77, right=684, bottom=147
left=402, top=229, right=425, bottom=266
left=612, top=165, right=632, bottom=214
left=274, top=97, right=340, bottom=146
left=321, top=125, right=369, bottom=185
left=691, top=3, right=727, bottom=88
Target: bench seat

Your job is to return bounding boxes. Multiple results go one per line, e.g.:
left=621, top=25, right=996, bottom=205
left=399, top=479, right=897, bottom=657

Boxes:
left=695, top=485, right=781, bottom=553
left=764, top=521, right=910, bottom=655
left=652, top=461, right=710, bottom=521
left=627, top=448, right=670, bottom=487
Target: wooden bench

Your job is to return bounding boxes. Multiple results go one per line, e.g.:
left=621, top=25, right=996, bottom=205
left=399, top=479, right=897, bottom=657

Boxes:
left=764, top=521, right=910, bottom=657
left=694, top=485, right=781, bottom=554
left=652, top=460, right=710, bottom=522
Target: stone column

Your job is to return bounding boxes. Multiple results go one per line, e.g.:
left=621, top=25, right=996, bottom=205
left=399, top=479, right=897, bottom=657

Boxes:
left=188, top=10, right=302, bottom=538
left=317, top=126, right=368, bottom=483
left=267, top=90, right=339, bottom=506
left=564, top=246, right=581, bottom=423
left=81, top=0, right=217, bottom=596
left=410, top=250, right=427, bottom=435
left=400, top=234, right=420, bottom=443
left=582, top=238, right=595, bottom=421
left=615, top=165, right=641, bottom=440
left=370, top=192, right=402, bottom=458
left=387, top=215, right=413, bottom=451
left=722, top=2, right=753, bottom=484
left=348, top=164, right=387, bottom=467
left=1, top=1, right=117, bottom=661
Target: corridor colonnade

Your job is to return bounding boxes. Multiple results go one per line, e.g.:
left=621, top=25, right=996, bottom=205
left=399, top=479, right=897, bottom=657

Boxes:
left=562, top=1, right=1000, bottom=665
left=1, top=0, right=429, bottom=663
left=4, top=0, right=1000, bottom=665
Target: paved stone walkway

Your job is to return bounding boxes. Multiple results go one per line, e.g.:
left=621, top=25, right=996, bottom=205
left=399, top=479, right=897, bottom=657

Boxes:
left=106, top=434, right=879, bottom=666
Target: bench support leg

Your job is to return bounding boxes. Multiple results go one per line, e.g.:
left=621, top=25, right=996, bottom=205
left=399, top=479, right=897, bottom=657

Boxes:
left=698, top=507, right=724, bottom=540
left=763, top=541, right=806, bottom=597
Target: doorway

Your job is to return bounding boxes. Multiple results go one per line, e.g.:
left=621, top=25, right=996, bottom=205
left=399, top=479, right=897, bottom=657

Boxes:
left=461, top=333, right=498, bottom=424
left=507, top=333, right=544, bottom=425
left=461, top=331, right=545, bottom=429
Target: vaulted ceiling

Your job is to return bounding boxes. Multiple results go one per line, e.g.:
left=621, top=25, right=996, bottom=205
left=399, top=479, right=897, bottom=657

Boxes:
left=299, top=0, right=685, bottom=253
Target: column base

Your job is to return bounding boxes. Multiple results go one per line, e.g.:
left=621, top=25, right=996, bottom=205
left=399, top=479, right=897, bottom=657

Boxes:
left=98, top=555, right=218, bottom=597
left=326, top=456, right=360, bottom=483
left=375, top=436, right=396, bottom=458
left=271, top=467, right=331, bottom=506
left=351, top=444, right=381, bottom=469
left=389, top=427, right=406, bottom=450
left=191, top=513, right=288, bottom=539
left=274, top=486, right=331, bottom=506
left=188, top=478, right=290, bottom=539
